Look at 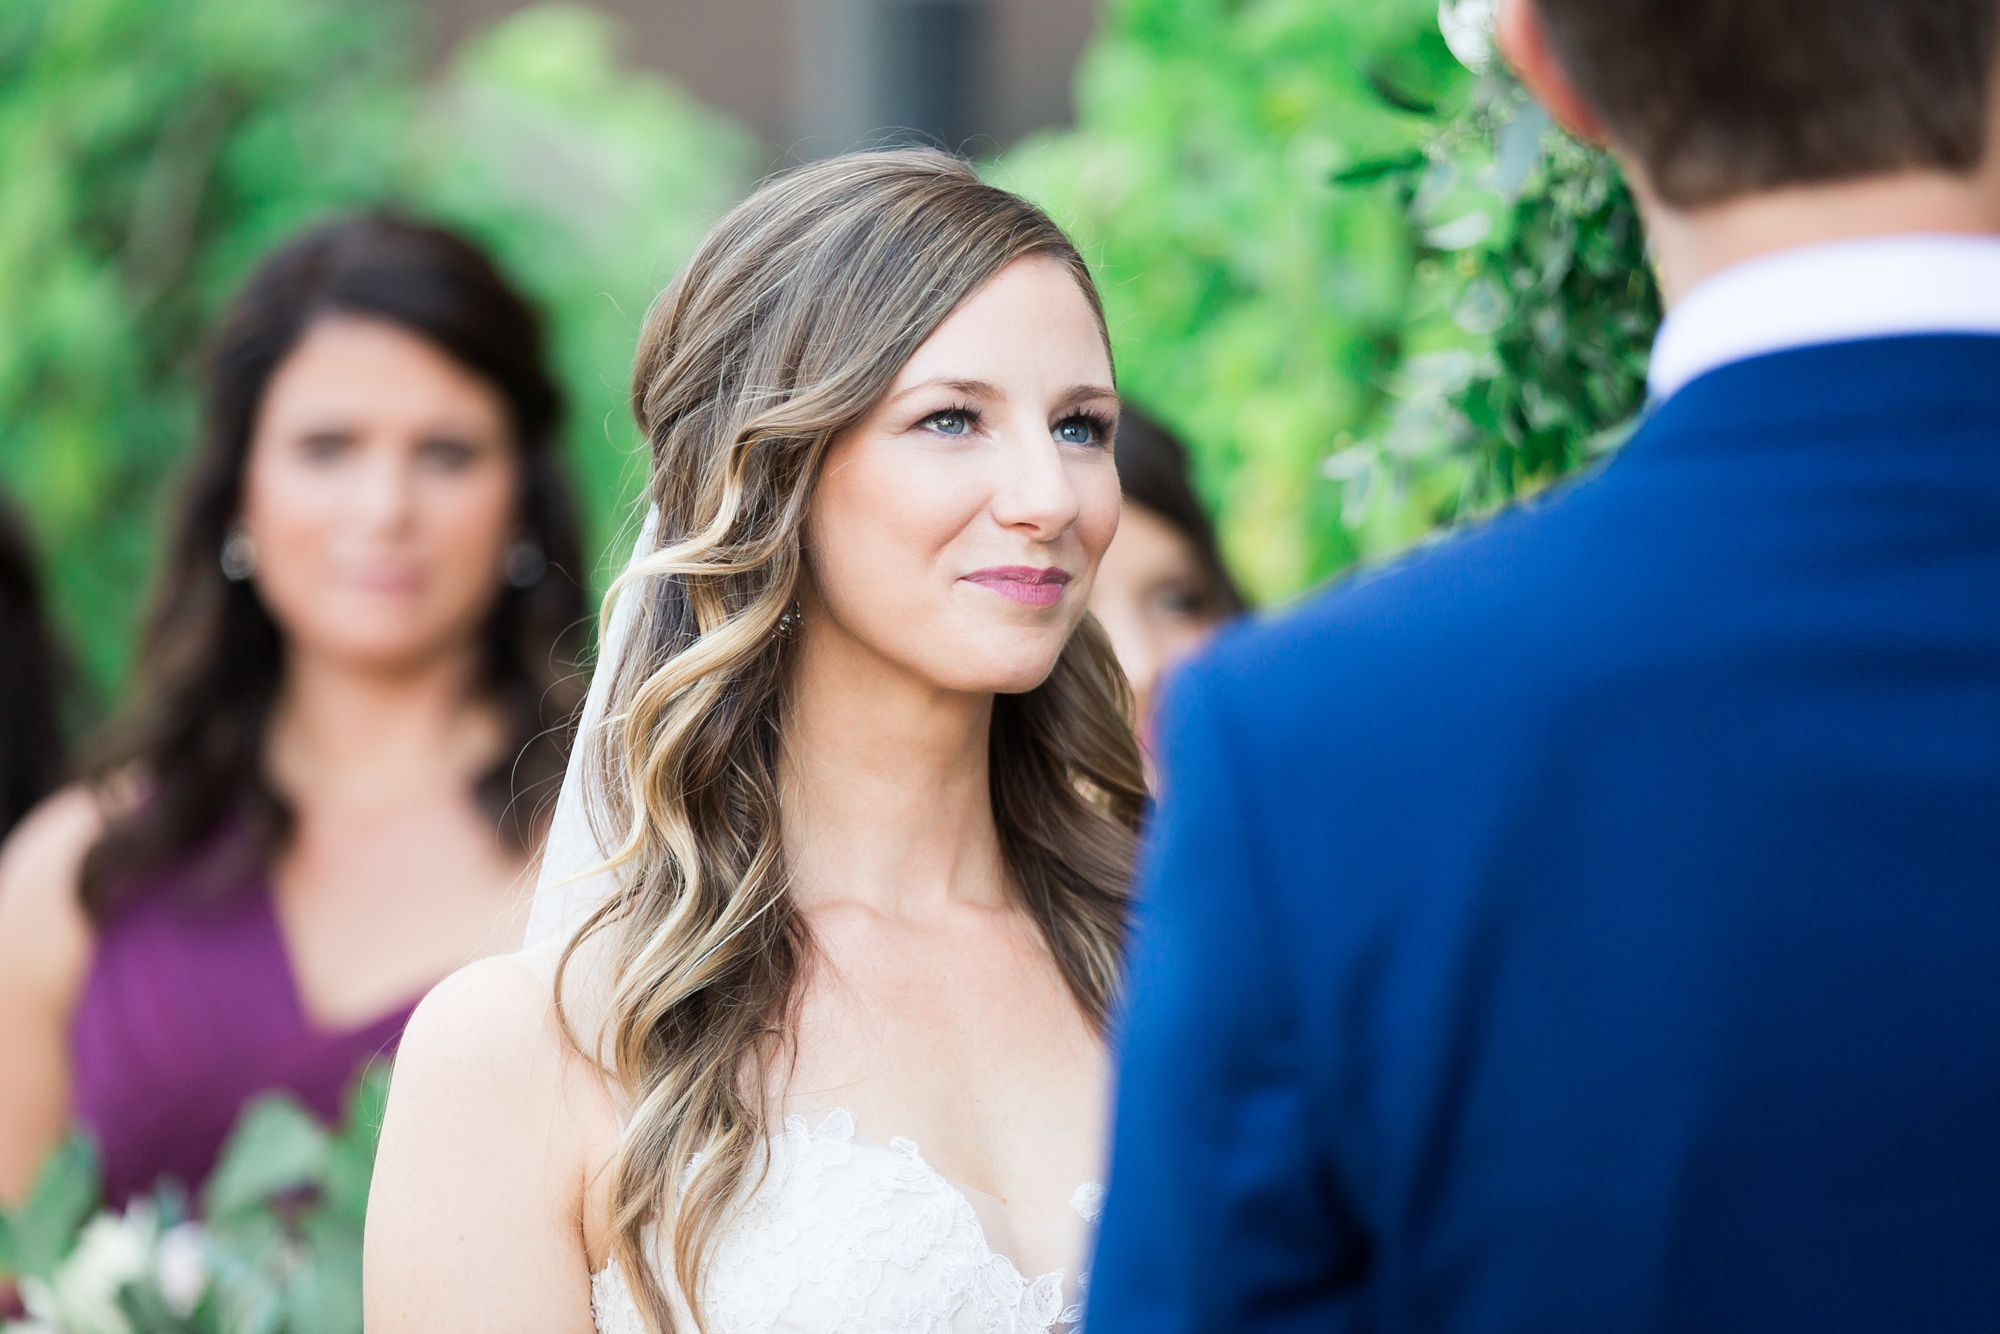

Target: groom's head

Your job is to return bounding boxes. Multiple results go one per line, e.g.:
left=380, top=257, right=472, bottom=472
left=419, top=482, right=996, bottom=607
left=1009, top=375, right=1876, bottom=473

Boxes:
left=1498, top=0, right=2000, bottom=208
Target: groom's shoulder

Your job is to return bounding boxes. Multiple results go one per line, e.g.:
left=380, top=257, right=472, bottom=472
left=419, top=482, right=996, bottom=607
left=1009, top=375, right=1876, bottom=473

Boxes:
left=1190, top=465, right=1633, bottom=740
left=1190, top=329, right=2000, bottom=738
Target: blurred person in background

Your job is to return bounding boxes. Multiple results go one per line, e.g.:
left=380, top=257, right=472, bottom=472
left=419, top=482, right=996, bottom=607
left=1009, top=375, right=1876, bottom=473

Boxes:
left=0, top=497, right=68, bottom=843
left=0, top=215, right=586, bottom=1208
left=1088, top=408, right=1245, bottom=743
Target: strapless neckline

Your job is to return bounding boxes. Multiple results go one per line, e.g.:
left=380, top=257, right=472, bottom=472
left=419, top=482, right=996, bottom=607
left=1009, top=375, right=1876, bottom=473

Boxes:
left=591, top=1107, right=1103, bottom=1332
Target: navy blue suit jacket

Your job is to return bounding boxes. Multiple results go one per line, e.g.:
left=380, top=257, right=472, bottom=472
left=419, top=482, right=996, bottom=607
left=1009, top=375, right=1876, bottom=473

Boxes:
left=1090, top=336, right=2000, bottom=1332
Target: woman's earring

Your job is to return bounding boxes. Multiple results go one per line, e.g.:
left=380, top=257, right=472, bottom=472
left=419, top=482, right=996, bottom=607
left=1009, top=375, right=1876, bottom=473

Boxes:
left=503, top=538, right=547, bottom=589
left=776, top=599, right=802, bottom=637
left=220, top=525, right=258, bottom=582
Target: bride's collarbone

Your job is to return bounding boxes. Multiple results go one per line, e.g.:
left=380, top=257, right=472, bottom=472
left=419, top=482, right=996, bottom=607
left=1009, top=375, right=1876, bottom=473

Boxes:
left=781, top=978, right=1108, bottom=1214
left=566, top=902, right=1106, bottom=1254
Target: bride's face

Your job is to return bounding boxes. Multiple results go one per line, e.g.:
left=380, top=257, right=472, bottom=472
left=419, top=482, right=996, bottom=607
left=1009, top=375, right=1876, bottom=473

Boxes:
left=803, top=255, right=1121, bottom=696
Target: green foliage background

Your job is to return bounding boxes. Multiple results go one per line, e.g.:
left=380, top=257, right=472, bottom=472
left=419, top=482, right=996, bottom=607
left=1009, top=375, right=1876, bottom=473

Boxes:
left=1, top=0, right=1659, bottom=708
left=994, top=0, right=1660, bottom=604
left=0, top=0, right=754, bottom=699
left=992, top=0, right=1462, bottom=600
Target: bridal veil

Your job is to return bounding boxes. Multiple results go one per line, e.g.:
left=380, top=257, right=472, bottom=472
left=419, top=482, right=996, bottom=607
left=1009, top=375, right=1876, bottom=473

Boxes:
left=522, top=505, right=659, bottom=951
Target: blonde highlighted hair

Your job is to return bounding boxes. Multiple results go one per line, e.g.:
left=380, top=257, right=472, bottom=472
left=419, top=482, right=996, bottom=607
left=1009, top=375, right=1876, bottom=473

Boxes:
left=558, top=149, right=1146, bottom=1331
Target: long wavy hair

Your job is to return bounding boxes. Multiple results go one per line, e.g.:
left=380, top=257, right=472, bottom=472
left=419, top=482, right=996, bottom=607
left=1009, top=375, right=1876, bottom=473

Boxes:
left=0, top=494, right=69, bottom=841
left=79, top=215, right=587, bottom=919
left=559, top=149, right=1147, bottom=1331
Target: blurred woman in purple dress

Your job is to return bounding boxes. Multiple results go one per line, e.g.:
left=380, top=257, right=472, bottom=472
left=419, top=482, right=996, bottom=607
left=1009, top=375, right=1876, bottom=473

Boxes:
left=0, top=215, right=586, bottom=1207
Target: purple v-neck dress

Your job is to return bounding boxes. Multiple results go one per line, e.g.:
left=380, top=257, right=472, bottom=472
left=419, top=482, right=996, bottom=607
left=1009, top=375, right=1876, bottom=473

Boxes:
left=69, top=847, right=418, bottom=1206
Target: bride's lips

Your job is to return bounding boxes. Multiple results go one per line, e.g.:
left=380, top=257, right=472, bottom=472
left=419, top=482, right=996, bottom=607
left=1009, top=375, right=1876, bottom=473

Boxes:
left=961, top=565, right=1072, bottom=609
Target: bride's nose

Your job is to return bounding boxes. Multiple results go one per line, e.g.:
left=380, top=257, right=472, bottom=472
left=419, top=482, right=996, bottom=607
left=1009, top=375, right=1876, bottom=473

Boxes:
left=989, top=425, right=1082, bottom=541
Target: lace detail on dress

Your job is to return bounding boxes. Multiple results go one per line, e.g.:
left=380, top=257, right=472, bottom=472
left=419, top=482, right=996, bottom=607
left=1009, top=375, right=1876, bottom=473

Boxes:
left=592, top=1261, right=652, bottom=1334
left=590, top=1109, right=1100, bottom=1333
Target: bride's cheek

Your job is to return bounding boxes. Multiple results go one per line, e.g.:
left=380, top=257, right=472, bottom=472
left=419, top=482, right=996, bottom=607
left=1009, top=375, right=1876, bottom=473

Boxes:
left=1078, top=479, right=1124, bottom=566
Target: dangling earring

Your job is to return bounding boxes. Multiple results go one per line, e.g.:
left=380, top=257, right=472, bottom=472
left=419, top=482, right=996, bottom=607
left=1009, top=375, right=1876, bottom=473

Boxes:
left=503, top=537, right=547, bottom=589
left=220, top=525, right=258, bottom=582
left=776, top=598, right=802, bottom=637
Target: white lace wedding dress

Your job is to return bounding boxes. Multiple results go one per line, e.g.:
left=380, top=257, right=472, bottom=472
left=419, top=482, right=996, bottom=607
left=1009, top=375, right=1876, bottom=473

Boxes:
left=590, top=1107, right=1103, bottom=1333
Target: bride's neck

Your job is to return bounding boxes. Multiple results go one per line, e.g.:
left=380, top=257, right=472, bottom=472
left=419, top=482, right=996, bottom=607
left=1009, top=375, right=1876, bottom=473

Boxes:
left=779, top=626, right=1006, bottom=920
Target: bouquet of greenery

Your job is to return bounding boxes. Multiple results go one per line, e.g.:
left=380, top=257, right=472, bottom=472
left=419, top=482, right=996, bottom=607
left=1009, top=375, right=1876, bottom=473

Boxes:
left=0, top=1068, right=388, bottom=1334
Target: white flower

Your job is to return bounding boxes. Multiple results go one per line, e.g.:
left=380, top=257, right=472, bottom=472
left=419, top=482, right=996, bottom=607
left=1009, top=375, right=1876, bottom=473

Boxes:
left=27, top=1204, right=160, bottom=1334
left=8, top=1286, right=64, bottom=1334
left=154, top=1223, right=211, bottom=1318
left=1439, top=0, right=1498, bottom=71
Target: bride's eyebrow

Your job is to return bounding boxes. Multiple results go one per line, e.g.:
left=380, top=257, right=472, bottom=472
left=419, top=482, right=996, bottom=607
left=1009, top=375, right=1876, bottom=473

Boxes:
left=1054, top=384, right=1118, bottom=410
left=888, top=377, right=1003, bottom=403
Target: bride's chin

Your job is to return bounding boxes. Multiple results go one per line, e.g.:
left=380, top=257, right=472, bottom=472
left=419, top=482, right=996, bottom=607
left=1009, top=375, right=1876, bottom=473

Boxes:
left=934, top=658, right=1066, bottom=698
left=817, top=616, right=1070, bottom=697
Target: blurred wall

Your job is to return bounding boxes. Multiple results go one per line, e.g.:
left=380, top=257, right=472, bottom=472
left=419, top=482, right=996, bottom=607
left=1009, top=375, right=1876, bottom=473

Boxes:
left=425, top=0, right=1097, bottom=158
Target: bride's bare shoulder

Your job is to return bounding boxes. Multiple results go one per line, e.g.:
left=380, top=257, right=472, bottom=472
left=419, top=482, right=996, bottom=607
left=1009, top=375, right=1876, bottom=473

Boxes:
left=392, top=951, right=614, bottom=1119
left=368, top=961, right=614, bottom=1332
left=398, top=954, right=565, bottom=1080
left=387, top=939, right=627, bottom=1144
left=511, top=930, right=625, bottom=1059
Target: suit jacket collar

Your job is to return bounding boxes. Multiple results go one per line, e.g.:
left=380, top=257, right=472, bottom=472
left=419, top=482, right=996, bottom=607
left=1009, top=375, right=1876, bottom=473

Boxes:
left=1648, top=233, right=2000, bottom=402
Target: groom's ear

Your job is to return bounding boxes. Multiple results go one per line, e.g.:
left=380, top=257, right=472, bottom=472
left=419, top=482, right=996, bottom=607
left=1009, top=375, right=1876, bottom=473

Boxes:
left=1496, top=0, right=1612, bottom=146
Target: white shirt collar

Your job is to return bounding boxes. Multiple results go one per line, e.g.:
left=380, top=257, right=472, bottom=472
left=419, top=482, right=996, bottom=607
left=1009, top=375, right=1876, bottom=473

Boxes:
left=1648, top=233, right=2000, bottom=401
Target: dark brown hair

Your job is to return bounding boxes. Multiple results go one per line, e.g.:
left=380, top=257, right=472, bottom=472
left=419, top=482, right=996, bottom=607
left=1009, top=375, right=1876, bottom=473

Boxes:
left=562, top=149, right=1145, bottom=1331
left=78, top=215, right=587, bottom=920
left=0, top=496, right=68, bottom=842
left=1535, top=0, right=2000, bottom=206
left=1114, top=408, right=1247, bottom=617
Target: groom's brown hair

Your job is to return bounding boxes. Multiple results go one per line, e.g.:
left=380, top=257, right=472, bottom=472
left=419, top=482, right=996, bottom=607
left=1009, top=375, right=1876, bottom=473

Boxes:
left=1533, top=0, right=2000, bottom=207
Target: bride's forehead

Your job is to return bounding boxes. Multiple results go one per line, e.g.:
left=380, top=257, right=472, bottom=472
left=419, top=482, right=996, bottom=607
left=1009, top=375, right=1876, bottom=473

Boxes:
left=890, top=263, right=1111, bottom=392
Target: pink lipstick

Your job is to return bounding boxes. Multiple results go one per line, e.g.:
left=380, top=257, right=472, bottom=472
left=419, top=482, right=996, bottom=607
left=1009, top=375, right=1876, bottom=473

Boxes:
left=962, top=565, right=1072, bottom=609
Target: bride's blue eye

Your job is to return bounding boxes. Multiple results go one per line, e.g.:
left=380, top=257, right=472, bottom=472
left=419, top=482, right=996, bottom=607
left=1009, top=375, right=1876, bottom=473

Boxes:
left=925, top=409, right=973, bottom=436
left=1054, top=415, right=1106, bottom=447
